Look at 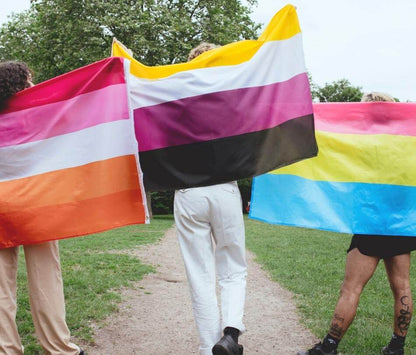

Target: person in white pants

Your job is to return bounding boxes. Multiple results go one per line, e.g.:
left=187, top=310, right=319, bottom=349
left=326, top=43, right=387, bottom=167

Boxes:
left=174, top=43, right=247, bottom=355
left=175, top=180, right=247, bottom=355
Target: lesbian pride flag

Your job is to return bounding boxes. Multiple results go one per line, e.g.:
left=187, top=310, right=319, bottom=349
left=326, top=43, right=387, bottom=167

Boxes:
left=0, top=57, right=148, bottom=248
left=250, top=102, right=416, bottom=236
left=112, top=4, right=317, bottom=191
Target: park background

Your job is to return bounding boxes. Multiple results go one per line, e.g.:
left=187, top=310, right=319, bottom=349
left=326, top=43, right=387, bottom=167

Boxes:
left=1, top=1, right=416, bottom=354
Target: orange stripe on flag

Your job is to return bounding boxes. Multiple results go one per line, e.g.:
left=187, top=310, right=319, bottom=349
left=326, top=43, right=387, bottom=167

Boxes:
left=0, top=155, right=141, bottom=212
left=0, top=189, right=145, bottom=248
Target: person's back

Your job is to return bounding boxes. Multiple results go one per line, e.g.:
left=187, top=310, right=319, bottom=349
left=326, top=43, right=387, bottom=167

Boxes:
left=173, top=43, right=247, bottom=355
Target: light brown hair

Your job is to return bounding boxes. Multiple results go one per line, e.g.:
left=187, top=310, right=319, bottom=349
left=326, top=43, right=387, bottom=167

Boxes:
left=361, top=92, right=395, bottom=102
left=188, top=42, right=220, bottom=62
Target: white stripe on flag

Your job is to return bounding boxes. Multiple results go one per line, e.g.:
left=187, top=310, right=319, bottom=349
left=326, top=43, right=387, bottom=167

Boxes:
left=0, top=119, right=138, bottom=182
left=129, top=33, right=307, bottom=109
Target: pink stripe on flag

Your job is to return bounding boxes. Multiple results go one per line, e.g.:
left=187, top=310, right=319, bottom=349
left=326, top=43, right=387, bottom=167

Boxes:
left=134, top=73, right=312, bottom=151
left=2, top=57, right=126, bottom=113
left=0, top=84, right=129, bottom=148
left=314, top=102, right=416, bottom=136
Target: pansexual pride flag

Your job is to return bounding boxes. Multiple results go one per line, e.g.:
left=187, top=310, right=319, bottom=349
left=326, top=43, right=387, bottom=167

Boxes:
left=112, top=4, right=317, bottom=191
left=0, top=57, right=148, bottom=249
left=250, top=102, right=416, bottom=237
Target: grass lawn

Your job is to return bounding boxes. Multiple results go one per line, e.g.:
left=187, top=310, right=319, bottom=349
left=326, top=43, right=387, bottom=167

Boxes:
left=16, top=215, right=174, bottom=354
left=245, top=217, right=416, bottom=355
left=15, top=215, right=416, bottom=354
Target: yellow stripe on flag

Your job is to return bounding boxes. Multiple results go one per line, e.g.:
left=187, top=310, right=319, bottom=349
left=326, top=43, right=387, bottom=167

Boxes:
left=270, top=131, right=416, bottom=186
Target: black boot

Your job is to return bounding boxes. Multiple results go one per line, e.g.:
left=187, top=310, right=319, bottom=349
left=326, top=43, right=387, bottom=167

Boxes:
left=212, top=334, right=243, bottom=355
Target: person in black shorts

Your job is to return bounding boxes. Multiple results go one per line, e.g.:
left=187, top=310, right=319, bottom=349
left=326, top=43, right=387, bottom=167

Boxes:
left=297, top=92, right=416, bottom=355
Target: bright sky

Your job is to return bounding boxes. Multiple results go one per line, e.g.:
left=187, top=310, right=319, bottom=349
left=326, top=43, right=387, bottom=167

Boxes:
left=2, top=0, right=416, bottom=101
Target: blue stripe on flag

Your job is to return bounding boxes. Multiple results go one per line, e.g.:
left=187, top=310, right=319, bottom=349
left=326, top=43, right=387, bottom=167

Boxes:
left=249, top=174, right=416, bottom=236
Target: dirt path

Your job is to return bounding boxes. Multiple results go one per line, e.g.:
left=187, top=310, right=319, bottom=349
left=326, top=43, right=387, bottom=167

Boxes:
left=83, top=226, right=317, bottom=354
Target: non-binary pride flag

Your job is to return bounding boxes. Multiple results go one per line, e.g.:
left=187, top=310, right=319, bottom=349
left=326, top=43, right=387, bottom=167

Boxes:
left=250, top=102, right=416, bottom=237
left=0, top=57, right=148, bottom=249
left=112, top=4, right=317, bottom=191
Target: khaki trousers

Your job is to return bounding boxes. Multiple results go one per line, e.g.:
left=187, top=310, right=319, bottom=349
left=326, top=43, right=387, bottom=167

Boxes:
left=0, top=241, right=80, bottom=355
left=174, top=182, right=247, bottom=355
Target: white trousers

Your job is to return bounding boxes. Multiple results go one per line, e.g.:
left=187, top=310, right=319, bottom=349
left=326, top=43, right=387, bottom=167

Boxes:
left=174, top=182, right=247, bottom=355
left=0, top=241, right=80, bottom=355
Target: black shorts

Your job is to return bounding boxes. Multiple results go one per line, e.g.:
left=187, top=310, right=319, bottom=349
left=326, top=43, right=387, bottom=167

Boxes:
left=347, top=234, right=416, bottom=259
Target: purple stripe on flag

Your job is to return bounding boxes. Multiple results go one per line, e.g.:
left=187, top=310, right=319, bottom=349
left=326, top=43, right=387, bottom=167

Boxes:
left=134, top=73, right=312, bottom=152
left=0, top=84, right=128, bottom=148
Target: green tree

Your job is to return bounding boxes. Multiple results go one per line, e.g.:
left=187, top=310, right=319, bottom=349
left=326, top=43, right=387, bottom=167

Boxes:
left=312, top=78, right=363, bottom=102
left=0, top=0, right=260, bottom=82
left=307, top=72, right=318, bottom=98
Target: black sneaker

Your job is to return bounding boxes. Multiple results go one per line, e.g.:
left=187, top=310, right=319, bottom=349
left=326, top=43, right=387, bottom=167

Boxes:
left=381, top=344, right=404, bottom=355
left=297, top=342, right=337, bottom=355
left=212, top=334, right=243, bottom=355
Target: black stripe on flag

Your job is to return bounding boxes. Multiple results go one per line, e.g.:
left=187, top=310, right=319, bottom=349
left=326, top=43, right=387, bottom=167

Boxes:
left=140, top=114, right=317, bottom=191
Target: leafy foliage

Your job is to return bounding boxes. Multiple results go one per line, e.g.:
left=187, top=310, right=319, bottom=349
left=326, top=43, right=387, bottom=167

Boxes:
left=312, top=78, right=364, bottom=102
left=150, top=179, right=252, bottom=216
left=0, top=0, right=260, bottom=82
left=151, top=190, right=174, bottom=215
left=238, top=178, right=252, bottom=213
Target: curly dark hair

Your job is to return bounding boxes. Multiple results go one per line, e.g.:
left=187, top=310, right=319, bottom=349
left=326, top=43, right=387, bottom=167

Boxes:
left=0, top=61, right=32, bottom=107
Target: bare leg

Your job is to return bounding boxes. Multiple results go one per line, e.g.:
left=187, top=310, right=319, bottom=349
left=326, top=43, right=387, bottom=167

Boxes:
left=384, top=253, right=412, bottom=337
left=328, top=248, right=380, bottom=339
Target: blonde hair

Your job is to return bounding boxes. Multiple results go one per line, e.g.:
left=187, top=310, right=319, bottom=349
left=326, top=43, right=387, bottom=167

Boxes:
left=361, top=92, right=395, bottom=102
left=187, top=42, right=220, bottom=62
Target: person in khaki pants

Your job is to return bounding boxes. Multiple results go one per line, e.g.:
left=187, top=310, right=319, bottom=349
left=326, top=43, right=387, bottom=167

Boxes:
left=0, top=61, right=83, bottom=355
